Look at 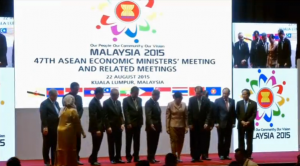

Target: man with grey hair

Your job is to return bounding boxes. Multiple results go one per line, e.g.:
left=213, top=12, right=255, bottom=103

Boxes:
left=145, top=90, right=161, bottom=163
left=233, top=32, right=250, bottom=68
left=40, top=89, right=61, bottom=166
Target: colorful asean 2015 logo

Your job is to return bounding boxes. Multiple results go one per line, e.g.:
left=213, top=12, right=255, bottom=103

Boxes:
left=93, top=0, right=159, bottom=43
left=244, top=69, right=289, bottom=127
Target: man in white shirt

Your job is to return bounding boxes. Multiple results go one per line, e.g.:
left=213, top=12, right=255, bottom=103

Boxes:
left=235, top=148, right=258, bottom=166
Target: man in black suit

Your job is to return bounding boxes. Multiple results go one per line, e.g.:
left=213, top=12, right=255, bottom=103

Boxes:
left=236, top=89, right=257, bottom=159
left=188, top=86, right=211, bottom=162
left=88, top=87, right=106, bottom=165
left=40, top=89, right=60, bottom=166
left=201, top=90, right=214, bottom=160
left=0, top=33, right=7, bottom=67
left=62, top=82, right=84, bottom=165
left=233, top=33, right=250, bottom=68
left=250, top=31, right=263, bottom=68
left=123, top=86, right=143, bottom=163
left=214, top=88, right=236, bottom=160
left=145, top=90, right=161, bottom=163
left=255, top=33, right=268, bottom=68
left=277, top=29, right=292, bottom=68
left=103, top=89, right=125, bottom=164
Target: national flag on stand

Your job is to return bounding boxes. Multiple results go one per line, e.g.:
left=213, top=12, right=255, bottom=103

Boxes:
left=172, top=87, right=188, bottom=96
left=120, top=87, right=131, bottom=96
left=139, top=87, right=154, bottom=96
left=65, top=88, right=83, bottom=93
left=206, top=87, right=221, bottom=96
left=46, top=88, right=64, bottom=97
left=155, top=87, right=171, bottom=92
left=103, top=87, right=119, bottom=96
left=84, top=88, right=96, bottom=97
left=189, top=87, right=205, bottom=96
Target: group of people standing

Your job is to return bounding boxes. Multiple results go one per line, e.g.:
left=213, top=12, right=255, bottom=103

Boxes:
left=40, top=83, right=258, bottom=166
left=233, top=29, right=293, bottom=68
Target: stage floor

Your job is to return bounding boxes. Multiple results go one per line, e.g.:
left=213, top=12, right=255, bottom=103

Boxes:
left=0, top=152, right=298, bottom=166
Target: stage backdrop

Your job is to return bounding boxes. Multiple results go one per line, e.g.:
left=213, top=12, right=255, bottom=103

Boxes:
left=0, top=17, right=14, bottom=68
left=14, top=0, right=232, bottom=108
left=233, top=69, right=298, bottom=152
left=0, top=68, right=15, bottom=161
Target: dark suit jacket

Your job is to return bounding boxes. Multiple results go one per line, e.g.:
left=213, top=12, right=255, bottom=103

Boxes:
left=63, top=93, right=84, bottom=118
left=103, top=98, right=124, bottom=129
left=123, top=96, right=143, bottom=127
left=277, top=38, right=292, bottom=67
left=256, top=41, right=268, bottom=67
left=88, top=97, right=107, bottom=132
left=188, top=96, right=211, bottom=126
left=233, top=41, right=250, bottom=67
left=0, top=33, right=7, bottom=67
left=236, top=100, right=257, bottom=130
left=250, top=39, right=263, bottom=66
left=39, top=98, right=60, bottom=133
left=214, top=97, right=236, bottom=128
left=145, top=98, right=162, bottom=131
left=208, top=100, right=215, bottom=127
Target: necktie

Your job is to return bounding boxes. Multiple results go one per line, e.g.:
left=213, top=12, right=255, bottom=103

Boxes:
left=281, top=41, right=283, bottom=50
left=134, top=99, right=138, bottom=111
left=114, top=101, right=118, bottom=111
left=198, top=99, right=201, bottom=111
left=225, top=100, right=229, bottom=111
left=53, top=102, right=59, bottom=115
left=244, top=101, right=248, bottom=113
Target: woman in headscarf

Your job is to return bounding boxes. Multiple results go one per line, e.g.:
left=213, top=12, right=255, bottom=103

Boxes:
left=166, top=91, right=188, bottom=162
left=55, top=95, right=86, bottom=166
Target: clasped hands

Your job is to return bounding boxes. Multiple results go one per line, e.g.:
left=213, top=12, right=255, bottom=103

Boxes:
left=241, top=121, right=250, bottom=127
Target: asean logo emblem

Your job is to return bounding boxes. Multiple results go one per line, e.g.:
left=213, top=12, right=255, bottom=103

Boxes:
left=115, top=1, right=140, bottom=23
left=210, top=89, right=217, bottom=95
left=257, top=88, right=274, bottom=109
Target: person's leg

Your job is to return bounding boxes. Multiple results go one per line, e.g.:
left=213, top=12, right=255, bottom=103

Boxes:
left=77, top=134, right=81, bottom=162
left=152, top=130, right=160, bottom=161
left=246, top=129, right=254, bottom=158
left=50, top=131, right=57, bottom=165
left=42, top=134, right=51, bottom=165
left=224, top=125, right=233, bottom=158
left=217, top=128, right=225, bottom=158
left=107, top=131, right=115, bottom=162
left=125, top=127, right=133, bottom=162
left=238, top=128, right=245, bottom=150
left=176, top=128, right=185, bottom=161
left=133, top=126, right=141, bottom=161
left=169, top=127, right=177, bottom=155
left=114, top=128, right=123, bottom=162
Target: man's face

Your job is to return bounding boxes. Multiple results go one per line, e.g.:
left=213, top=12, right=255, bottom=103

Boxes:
left=152, top=94, right=160, bottom=101
left=50, top=93, right=58, bottom=101
left=238, top=34, right=244, bottom=42
left=95, top=93, right=103, bottom=100
left=196, top=90, right=202, bottom=98
left=222, top=89, right=230, bottom=99
left=131, top=90, right=139, bottom=98
left=111, top=91, right=119, bottom=100
left=255, top=33, right=259, bottom=39
left=242, top=91, right=249, bottom=100
left=262, top=35, right=267, bottom=42
left=71, top=85, right=79, bottom=95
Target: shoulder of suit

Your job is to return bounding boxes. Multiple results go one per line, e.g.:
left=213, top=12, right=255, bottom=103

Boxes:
left=138, top=97, right=142, bottom=100
left=189, top=96, right=195, bottom=100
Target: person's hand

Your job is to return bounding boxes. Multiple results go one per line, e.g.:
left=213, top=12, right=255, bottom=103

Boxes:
left=82, top=133, right=86, bottom=138
left=96, top=131, right=102, bottom=137
left=245, top=121, right=250, bottom=126
left=234, top=65, right=238, bottom=68
left=127, top=124, right=132, bottom=129
left=185, top=128, right=189, bottom=134
left=43, top=127, right=48, bottom=135
left=284, top=63, right=287, bottom=67
left=204, top=124, right=208, bottom=129
left=121, top=125, right=125, bottom=131
left=189, top=125, right=194, bottom=130
left=107, top=128, right=112, bottom=134
left=151, top=124, right=156, bottom=131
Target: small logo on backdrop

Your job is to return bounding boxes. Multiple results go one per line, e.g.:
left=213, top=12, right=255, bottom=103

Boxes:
left=93, top=0, right=160, bottom=43
left=206, top=87, right=221, bottom=96
left=243, top=69, right=289, bottom=127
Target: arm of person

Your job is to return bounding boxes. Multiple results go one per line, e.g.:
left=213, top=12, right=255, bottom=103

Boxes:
left=102, top=101, right=111, bottom=129
left=145, top=101, right=153, bottom=127
left=119, top=101, right=125, bottom=126
left=39, top=102, right=48, bottom=129
left=204, top=101, right=212, bottom=125
left=184, top=104, right=188, bottom=131
left=247, top=102, right=257, bottom=123
left=214, top=99, right=220, bottom=126
left=72, top=109, right=85, bottom=136
left=166, top=103, right=171, bottom=133
left=287, top=40, right=292, bottom=65
left=89, top=102, right=98, bottom=129
left=188, top=97, right=193, bottom=126
left=236, top=101, right=241, bottom=121
left=249, top=42, right=254, bottom=64
left=245, top=43, right=250, bottom=62
left=77, top=96, right=84, bottom=118
left=139, top=99, right=144, bottom=125
left=232, top=99, right=236, bottom=126
left=122, top=98, right=131, bottom=125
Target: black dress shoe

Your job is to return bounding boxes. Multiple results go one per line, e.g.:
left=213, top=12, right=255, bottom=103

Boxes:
left=220, top=156, right=225, bottom=160
left=116, top=160, right=125, bottom=163
left=154, top=160, right=160, bottom=163
left=177, top=159, right=183, bottom=163
left=224, top=156, right=232, bottom=160
left=134, top=158, right=140, bottom=162
left=111, top=160, right=116, bottom=164
left=202, top=157, right=211, bottom=160
left=78, top=161, right=84, bottom=165
left=90, top=162, right=101, bottom=165
left=191, top=159, right=197, bottom=162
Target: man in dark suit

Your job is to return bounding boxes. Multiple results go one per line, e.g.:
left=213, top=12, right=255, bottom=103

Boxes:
left=88, top=87, right=106, bottom=165
left=277, top=29, right=292, bottom=68
left=254, top=33, right=268, bottom=68
left=214, top=88, right=236, bottom=160
left=103, top=89, right=125, bottom=164
left=145, top=90, right=161, bottom=163
left=233, top=32, right=250, bottom=68
left=201, top=90, right=214, bottom=160
left=250, top=31, right=263, bottom=68
left=236, top=89, right=257, bottom=159
left=123, top=86, right=143, bottom=163
left=62, top=82, right=84, bottom=165
left=188, top=86, right=211, bottom=162
left=0, top=33, right=7, bottom=67
left=40, top=89, right=60, bottom=166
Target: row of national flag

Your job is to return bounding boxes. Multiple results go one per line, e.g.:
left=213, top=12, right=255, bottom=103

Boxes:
left=40, top=87, right=221, bottom=97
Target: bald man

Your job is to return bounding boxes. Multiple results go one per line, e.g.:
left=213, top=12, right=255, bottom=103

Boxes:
left=188, top=86, right=211, bottom=162
left=233, top=32, right=250, bottom=68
